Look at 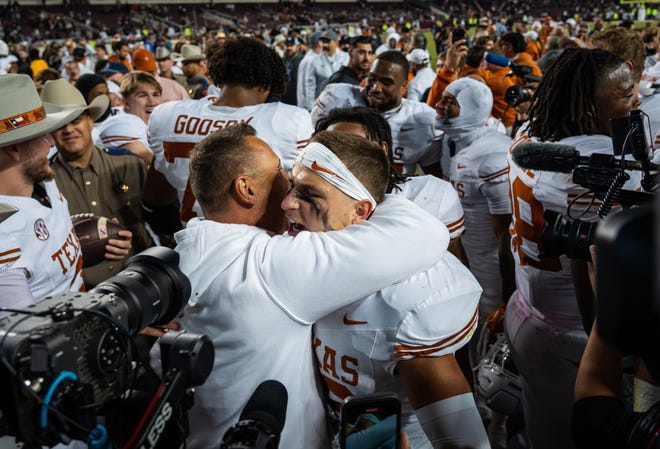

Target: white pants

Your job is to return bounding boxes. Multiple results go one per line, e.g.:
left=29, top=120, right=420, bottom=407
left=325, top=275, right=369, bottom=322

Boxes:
left=504, top=292, right=588, bottom=449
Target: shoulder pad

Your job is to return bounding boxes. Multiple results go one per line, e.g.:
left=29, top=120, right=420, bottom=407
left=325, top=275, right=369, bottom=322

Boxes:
left=103, top=147, right=134, bottom=156
left=0, top=203, right=19, bottom=224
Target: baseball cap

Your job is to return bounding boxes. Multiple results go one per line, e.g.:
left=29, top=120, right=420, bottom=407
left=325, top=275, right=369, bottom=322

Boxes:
left=132, top=48, right=157, bottom=72
left=273, top=34, right=286, bottom=45
left=523, top=30, right=539, bottom=40
left=309, top=32, right=323, bottom=45
left=407, top=48, right=430, bottom=65
left=97, top=61, right=129, bottom=76
left=321, top=30, right=338, bottom=41
left=285, top=36, right=300, bottom=45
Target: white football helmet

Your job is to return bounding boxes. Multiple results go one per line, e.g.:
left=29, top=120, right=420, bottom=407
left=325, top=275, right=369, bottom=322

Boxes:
left=475, top=331, right=523, bottom=415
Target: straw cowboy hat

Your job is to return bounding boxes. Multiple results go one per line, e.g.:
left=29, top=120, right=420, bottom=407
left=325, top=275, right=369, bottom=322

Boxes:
left=40, top=78, right=109, bottom=122
left=180, top=44, right=205, bottom=63
left=0, top=74, right=81, bottom=148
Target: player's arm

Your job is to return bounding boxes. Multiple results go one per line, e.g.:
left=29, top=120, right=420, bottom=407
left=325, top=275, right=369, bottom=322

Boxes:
left=572, top=259, right=596, bottom=334
left=447, top=237, right=469, bottom=267
left=0, top=269, right=36, bottom=317
left=264, top=195, right=449, bottom=324
left=142, top=163, right=182, bottom=237
left=492, top=213, right=515, bottom=302
left=426, top=38, right=468, bottom=107
left=397, top=355, right=490, bottom=449
left=118, top=141, right=153, bottom=166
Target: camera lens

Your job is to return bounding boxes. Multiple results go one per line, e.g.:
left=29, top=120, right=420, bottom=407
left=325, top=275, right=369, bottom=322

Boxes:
left=92, top=247, right=191, bottom=335
left=505, top=85, right=531, bottom=107
left=541, top=210, right=597, bottom=261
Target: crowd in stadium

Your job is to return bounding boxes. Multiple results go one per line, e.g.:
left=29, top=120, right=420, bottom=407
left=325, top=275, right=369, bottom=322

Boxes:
left=0, top=1, right=659, bottom=449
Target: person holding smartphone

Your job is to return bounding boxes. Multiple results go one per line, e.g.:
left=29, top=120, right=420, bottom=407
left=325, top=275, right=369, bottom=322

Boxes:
left=283, top=131, right=490, bottom=449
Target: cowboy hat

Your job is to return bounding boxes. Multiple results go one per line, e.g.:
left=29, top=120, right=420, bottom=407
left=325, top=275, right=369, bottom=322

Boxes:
left=0, top=74, right=82, bottom=148
left=180, top=44, right=205, bottom=63
left=40, top=78, right=109, bottom=122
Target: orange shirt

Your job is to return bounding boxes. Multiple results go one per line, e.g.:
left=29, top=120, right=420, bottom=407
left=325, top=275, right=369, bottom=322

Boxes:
left=479, top=66, right=517, bottom=127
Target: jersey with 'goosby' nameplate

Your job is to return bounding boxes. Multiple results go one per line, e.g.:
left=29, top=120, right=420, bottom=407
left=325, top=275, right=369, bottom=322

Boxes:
left=149, top=98, right=313, bottom=220
left=313, top=252, right=481, bottom=448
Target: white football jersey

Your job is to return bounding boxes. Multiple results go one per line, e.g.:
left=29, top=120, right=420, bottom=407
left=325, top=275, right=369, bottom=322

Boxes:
left=94, top=112, right=150, bottom=151
left=640, top=93, right=660, bottom=150
left=149, top=98, right=313, bottom=220
left=508, top=132, right=640, bottom=328
left=314, top=252, right=481, bottom=449
left=444, top=130, right=512, bottom=315
left=312, top=83, right=442, bottom=174
left=396, top=176, right=465, bottom=239
left=0, top=180, right=84, bottom=309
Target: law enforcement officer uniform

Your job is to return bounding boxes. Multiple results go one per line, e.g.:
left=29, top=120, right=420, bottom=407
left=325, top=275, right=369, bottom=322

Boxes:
left=50, top=146, right=153, bottom=287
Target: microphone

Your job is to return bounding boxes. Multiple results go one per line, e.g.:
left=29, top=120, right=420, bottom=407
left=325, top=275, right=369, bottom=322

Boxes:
left=511, top=142, right=659, bottom=173
left=221, top=380, right=288, bottom=449
left=484, top=52, right=511, bottom=67
left=511, top=142, right=580, bottom=173
left=484, top=53, right=541, bottom=82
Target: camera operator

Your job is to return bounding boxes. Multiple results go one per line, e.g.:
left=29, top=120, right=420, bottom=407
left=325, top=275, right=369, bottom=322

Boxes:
left=0, top=74, right=83, bottom=314
left=573, top=231, right=660, bottom=449
left=506, top=48, right=641, bottom=449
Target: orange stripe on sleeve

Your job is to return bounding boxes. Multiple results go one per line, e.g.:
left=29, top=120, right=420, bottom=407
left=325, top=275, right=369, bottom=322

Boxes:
left=481, top=167, right=510, bottom=182
left=394, top=307, right=478, bottom=358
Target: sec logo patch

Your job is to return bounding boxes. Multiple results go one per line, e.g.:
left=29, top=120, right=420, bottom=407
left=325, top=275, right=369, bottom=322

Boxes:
left=34, top=218, right=49, bottom=241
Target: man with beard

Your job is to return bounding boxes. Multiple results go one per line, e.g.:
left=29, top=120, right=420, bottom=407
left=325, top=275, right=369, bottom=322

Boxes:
left=311, top=51, right=442, bottom=177
left=325, top=36, right=374, bottom=86
left=0, top=74, right=83, bottom=314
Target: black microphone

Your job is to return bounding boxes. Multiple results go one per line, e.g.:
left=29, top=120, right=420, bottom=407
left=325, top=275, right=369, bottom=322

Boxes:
left=240, top=380, right=288, bottom=433
left=511, top=142, right=659, bottom=173
left=221, top=380, right=288, bottom=449
left=511, top=142, right=581, bottom=173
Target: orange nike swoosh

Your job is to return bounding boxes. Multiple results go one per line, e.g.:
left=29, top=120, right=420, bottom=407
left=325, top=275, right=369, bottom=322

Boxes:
left=457, top=164, right=466, bottom=169
left=343, top=312, right=368, bottom=325
left=311, top=160, right=343, bottom=179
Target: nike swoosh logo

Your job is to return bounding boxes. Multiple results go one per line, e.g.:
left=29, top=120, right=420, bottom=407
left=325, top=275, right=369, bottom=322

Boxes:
left=400, top=127, right=414, bottom=132
left=311, top=160, right=343, bottom=179
left=457, top=164, right=466, bottom=169
left=343, top=312, right=368, bottom=325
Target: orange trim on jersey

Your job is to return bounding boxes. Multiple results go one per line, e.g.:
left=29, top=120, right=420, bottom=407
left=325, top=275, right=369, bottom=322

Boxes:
left=480, top=167, right=510, bottom=182
left=163, top=141, right=196, bottom=163
left=315, top=98, right=326, bottom=109
left=297, top=139, right=310, bottom=149
left=101, top=135, right=141, bottom=142
left=446, top=216, right=465, bottom=232
left=0, top=248, right=21, bottom=264
left=394, top=307, right=478, bottom=357
left=70, top=255, right=84, bottom=289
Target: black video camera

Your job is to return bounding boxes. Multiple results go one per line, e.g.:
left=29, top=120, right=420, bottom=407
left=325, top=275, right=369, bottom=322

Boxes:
left=0, top=247, right=214, bottom=449
left=510, top=110, right=657, bottom=261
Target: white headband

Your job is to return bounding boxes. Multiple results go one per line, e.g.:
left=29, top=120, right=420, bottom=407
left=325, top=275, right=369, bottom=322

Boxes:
left=297, top=141, right=377, bottom=210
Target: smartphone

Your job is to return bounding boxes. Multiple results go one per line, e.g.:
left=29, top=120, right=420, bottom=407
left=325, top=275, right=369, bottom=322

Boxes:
left=340, top=393, right=401, bottom=449
left=452, top=28, right=467, bottom=44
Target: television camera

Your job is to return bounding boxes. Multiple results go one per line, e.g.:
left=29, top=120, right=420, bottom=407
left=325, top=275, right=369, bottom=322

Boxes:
left=511, top=110, right=657, bottom=261
left=0, top=247, right=214, bottom=449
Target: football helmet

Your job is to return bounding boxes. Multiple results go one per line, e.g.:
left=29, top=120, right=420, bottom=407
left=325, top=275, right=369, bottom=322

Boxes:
left=475, top=331, right=523, bottom=415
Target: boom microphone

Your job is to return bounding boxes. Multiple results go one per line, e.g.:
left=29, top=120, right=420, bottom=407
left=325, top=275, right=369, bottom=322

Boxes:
left=221, top=380, right=288, bottom=449
left=511, top=142, right=581, bottom=173
left=511, top=142, right=660, bottom=173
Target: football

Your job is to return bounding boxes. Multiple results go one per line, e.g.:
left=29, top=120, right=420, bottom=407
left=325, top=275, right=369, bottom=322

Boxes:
left=71, top=214, right=125, bottom=268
